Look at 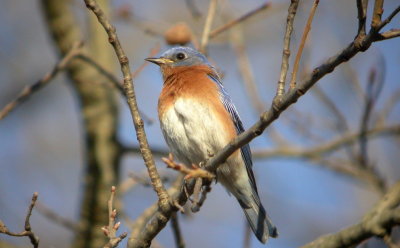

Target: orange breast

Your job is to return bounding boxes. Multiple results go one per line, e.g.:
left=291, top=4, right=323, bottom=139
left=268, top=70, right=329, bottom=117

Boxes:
left=158, top=65, right=237, bottom=141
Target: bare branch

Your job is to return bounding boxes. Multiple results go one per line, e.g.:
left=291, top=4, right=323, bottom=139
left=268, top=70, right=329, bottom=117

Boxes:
left=83, top=0, right=169, bottom=209
left=102, top=186, right=127, bottom=248
left=199, top=0, right=218, bottom=54
left=0, top=42, right=83, bottom=120
left=209, top=2, right=271, bottom=39
left=371, top=0, right=384, bottom=30
left=301, top=181, right=400, bottom=248
left=356, top=0, right=368, bottom=37
left=162, top=154, right=215, bottom=180
left=276, top=0, right=299, bottom=98
left=170, top=213, right=185, bottom=248
left=0, top=193, right=40, bottom=248
left=290, top=0, right=319, bottom=89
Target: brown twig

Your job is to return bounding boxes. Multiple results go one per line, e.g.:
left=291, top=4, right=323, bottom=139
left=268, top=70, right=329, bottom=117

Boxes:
left=0, top=192, right=40, bottom=248
left=102, top=186, right=127, bottom=248
left=301, top=181, right=400, bottom=248
left=170, top=213, right=185, bottom=248
left=199, top=0, right=218, bottom=54
left=84, top=0, right=169, bottom=209
left=209, top=2, right=271, bottom=39
left=371, top=0, right=384, bottom=30
left=275, top=0, right=299, bottom=98
left=162, top=154, right=215, bottom=180
left=0, top=42, right=83, bottom=120
left=356, top=0, right=368, bottom=38
left=289, top=0, right=319, bottom=89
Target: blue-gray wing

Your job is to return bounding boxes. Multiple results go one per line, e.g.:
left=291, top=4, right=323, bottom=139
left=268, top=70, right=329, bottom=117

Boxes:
left=208, top=74, right=258, bottom=193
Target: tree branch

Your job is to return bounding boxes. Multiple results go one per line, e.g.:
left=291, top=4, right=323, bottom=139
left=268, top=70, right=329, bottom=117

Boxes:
left=276, top=0, right=299, bottom=98
left=209, top=2, right=271, bottom=39
left=199, top=0, right=218, bottom=54
left=301, top=181, right=400, bottom=248
left=83, top=0, right=169, bottom=208
left=0, top=42, right=83, bottom=120
left=0, top=193, right=40, bottom=248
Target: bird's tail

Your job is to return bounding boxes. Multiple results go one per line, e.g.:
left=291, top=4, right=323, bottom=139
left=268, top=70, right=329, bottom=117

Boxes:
left=238, top=195, right=278, bottom=244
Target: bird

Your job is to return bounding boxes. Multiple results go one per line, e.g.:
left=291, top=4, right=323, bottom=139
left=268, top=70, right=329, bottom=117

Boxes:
left=146, top=46, right=278, bottom=244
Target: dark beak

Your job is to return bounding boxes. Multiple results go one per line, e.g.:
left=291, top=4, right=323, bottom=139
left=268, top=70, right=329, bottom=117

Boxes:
left=145, top=57, right=173, bottom=66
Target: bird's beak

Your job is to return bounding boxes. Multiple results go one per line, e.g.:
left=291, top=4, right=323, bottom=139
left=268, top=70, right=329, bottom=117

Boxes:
left=145, top=57, right=174, bottom=66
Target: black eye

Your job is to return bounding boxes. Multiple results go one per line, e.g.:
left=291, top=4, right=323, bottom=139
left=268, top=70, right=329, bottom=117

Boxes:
left=176, top=52, right=186, bottom=60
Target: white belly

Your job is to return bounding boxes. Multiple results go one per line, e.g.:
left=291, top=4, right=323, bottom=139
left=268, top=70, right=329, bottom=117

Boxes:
left=160, top=98, right=230, bottom=166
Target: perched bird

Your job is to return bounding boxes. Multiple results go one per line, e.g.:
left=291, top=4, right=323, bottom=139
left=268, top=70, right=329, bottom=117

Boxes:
left=146, top=47, right=278, bottom=243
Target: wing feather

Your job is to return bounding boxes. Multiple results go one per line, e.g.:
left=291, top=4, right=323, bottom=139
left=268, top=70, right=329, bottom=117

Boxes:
left=207, top=73, right=258, bottom=193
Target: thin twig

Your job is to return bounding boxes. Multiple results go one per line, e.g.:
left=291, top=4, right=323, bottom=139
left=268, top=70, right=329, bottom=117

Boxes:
left=275, top=0, right=299, bottom=98
left=0, top=193, right=40, bottom=248
left=170, top=213, right=185, bottom=248
left=209, top=2, right=271, bottom=39
left=102, top=186, right=128, bottom=248
left=0, top=42, right=83, bottom=120
left=162, top=154, right=215, bottom=180
left=199, top=0, right=218, bottom=54
left=84, top=0, right=170, bottom=210
left=290, top=0, right=319, bottom=89
left=301, top=181, right=400, bottom=248
left=356, top=0, right=368, bottom=39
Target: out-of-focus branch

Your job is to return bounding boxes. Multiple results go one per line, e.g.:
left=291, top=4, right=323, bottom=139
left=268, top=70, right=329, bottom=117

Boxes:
left=230, top=26, right=265, bottom=113
left=0, top=42, right=83, bottom=120
left=276, top=0, right=299, bottom=98
left=0, top=193, right=40, bottom=248
left=252, top=124, right=400, bottom=159
left=301, top=181, right=400, bottom=248
left=170, top=213, right=185, bottom=248
left=36, top=201, right=80, bottom=232
left=102, top=187, right=127, bottom=248
left=120, top=145, right=168, bottom=158
left=184, top=0, right=202, bottom=19
left=84, top=0, right=169, bottom=206
left=209, top=2, right=271, bottom=39
left=289, top=0, right=319, bottom=89
left=375, top=29, right=400, bottom=41
left=199, top=0, right=218, bottom=54
left=371, top=0, right=384, bottom=30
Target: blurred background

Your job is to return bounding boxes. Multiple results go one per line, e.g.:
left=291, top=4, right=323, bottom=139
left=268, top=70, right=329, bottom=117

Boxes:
left=0, top=0, right=399, bottom=247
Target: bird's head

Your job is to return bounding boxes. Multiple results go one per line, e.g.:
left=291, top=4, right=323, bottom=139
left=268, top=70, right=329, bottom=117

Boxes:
left=145, top=46, right=209, bottom=68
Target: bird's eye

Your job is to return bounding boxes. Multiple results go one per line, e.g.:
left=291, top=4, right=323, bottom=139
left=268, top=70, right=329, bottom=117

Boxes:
left=176, top=52, right=186, bottom=60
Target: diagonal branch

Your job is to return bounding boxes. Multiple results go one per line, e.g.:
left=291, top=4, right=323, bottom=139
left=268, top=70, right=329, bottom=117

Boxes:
left=0, top=42, right=83, bottom=120
left=83, top=0, right=169, bottom=209
left=301, top=181, right=400, bottom=248
left=209, top=2, right=271, bottom=39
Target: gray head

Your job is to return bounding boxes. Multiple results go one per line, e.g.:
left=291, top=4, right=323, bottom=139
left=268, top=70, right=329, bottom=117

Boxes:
left=145, top=47, right=209, bottom=67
